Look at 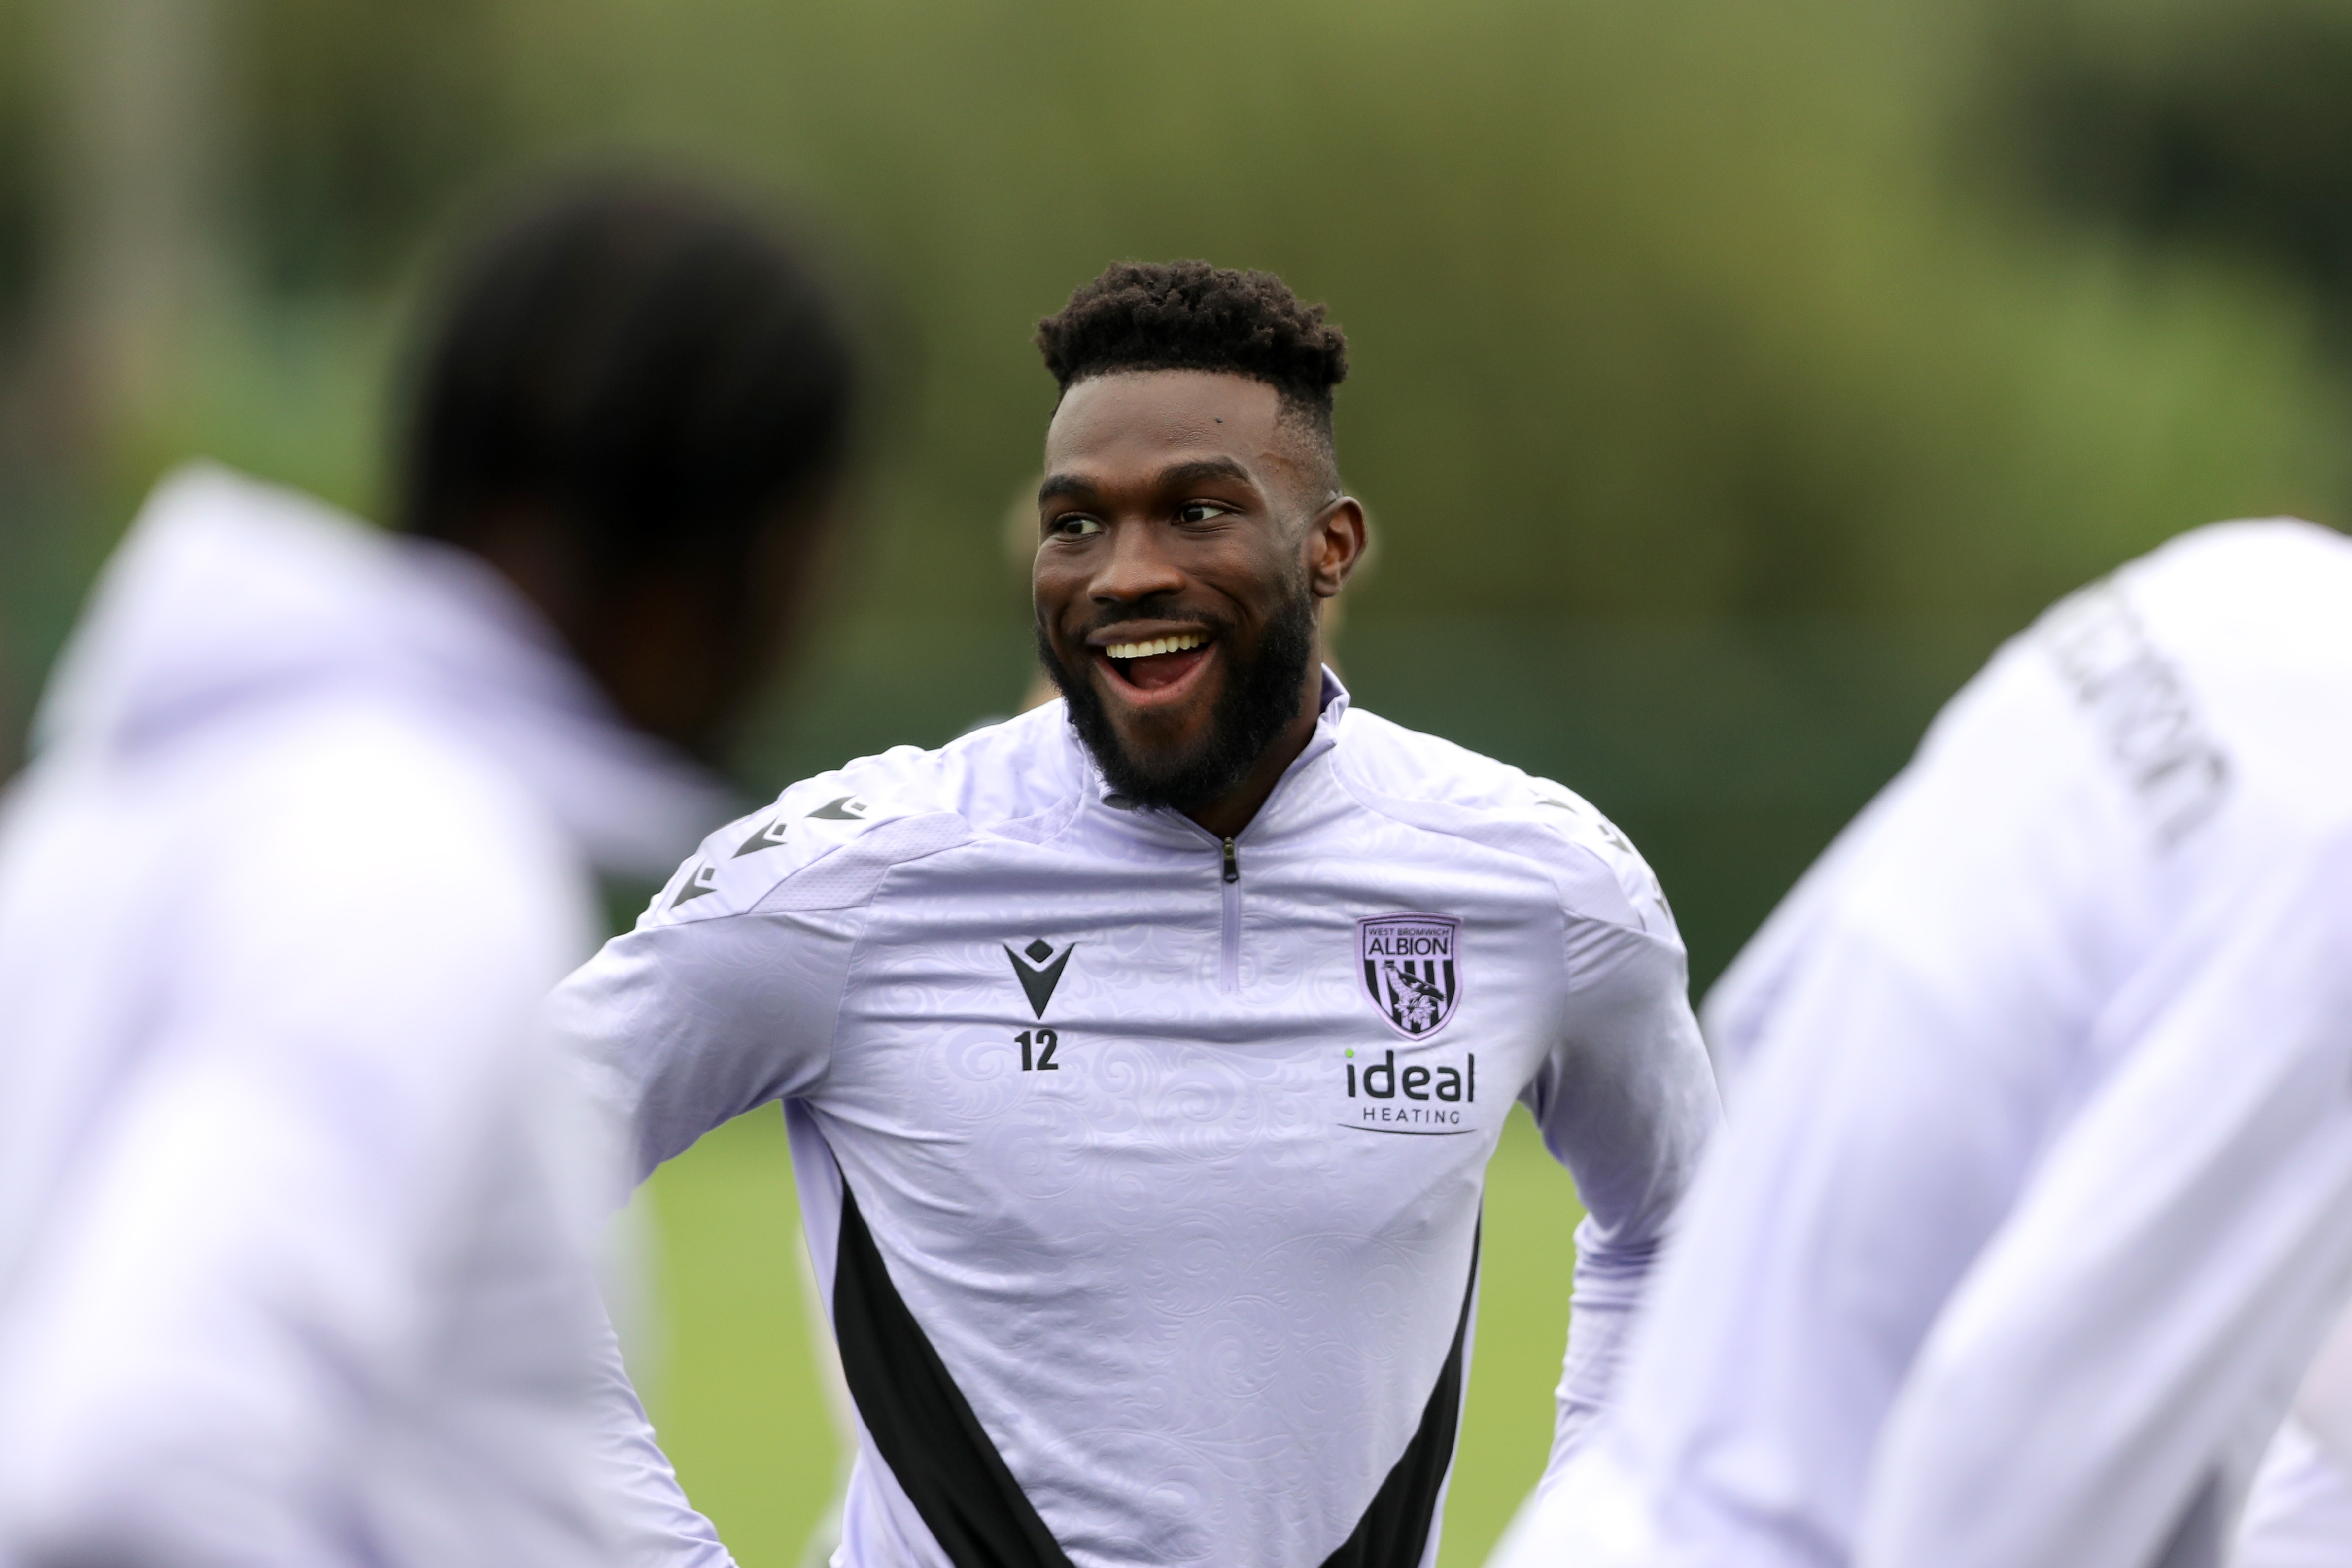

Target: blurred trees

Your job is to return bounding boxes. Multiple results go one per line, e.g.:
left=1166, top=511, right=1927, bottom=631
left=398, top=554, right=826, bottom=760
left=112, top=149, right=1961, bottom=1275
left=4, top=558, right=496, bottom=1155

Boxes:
left=1999, top=0, right=2352, bottom=339
left=233, top=0, right=514, bottom=294
left=0, top=0, right=2348, bottom=968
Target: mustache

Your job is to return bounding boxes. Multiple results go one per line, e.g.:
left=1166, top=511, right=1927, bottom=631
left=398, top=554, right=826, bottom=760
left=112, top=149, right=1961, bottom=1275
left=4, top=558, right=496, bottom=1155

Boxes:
left=1039, top=580, right=1320, bottom=815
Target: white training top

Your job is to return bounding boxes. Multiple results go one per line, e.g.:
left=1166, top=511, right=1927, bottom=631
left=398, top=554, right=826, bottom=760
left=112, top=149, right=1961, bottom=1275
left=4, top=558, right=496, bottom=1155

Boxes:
left=551, top=670, right=1722, bottom=1568
left=0, top=465, right=727, bottom=1568
left=1492, top=520, right=2352, bottom=1568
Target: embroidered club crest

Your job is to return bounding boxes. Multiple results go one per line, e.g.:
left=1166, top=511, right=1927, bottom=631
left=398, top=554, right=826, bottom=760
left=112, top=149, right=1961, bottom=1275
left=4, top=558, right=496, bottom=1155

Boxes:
left=1358, top=914, right=1461, bottom=1038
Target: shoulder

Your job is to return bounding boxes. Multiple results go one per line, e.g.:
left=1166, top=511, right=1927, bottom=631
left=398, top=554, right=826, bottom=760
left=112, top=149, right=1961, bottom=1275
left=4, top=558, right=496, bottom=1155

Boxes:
left=1329, top=705, right=1677, bottom=938
left=2126, top=516, right=2352, bottom=592
left=148, top=700, right=591, bottom=988
left=636, top=704, right=1085, bottom=929
left=2000, top=519, right=2352, bottom=844
left=2091, top=518, right=2352, bottom=684
left=225, top=699, right=572, bottom=888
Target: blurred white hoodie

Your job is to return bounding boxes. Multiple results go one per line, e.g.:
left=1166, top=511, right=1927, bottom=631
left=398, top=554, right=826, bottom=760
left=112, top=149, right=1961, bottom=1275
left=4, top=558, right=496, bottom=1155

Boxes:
left=0, top=464, right=727, bottom=1568
left=1489, top=519, right=2352, bottom=1568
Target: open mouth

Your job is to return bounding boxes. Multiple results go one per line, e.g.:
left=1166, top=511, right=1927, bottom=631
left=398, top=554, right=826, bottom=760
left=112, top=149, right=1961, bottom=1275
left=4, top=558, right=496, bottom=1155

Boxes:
left=1096, top=629, right=1213, bottom=698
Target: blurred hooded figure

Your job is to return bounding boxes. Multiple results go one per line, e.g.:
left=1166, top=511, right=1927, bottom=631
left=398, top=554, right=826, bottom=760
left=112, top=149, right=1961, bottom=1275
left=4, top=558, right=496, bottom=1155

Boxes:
left=1489, top=520, right=2352, bottom=1568
left=0, top=175, right=853, bottom=1568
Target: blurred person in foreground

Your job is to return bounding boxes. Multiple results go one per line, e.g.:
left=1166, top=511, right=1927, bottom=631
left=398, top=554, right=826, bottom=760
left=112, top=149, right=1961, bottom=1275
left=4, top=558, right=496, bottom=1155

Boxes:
left=1489, top=519, right=2352, bottom=1568
left=551, top=260, right=1721, bottom=1567
left=0, top=174, right=853, bottom=1568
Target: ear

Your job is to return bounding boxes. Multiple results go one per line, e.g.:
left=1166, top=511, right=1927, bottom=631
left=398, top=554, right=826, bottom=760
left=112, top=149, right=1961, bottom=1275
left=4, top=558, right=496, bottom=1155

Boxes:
left=1304, top=496, right=1368, bottom=599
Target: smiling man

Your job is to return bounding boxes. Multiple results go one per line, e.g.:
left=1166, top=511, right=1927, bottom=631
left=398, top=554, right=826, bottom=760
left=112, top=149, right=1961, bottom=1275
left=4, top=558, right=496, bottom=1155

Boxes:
left=554, top=261, right=1720, bottom=1568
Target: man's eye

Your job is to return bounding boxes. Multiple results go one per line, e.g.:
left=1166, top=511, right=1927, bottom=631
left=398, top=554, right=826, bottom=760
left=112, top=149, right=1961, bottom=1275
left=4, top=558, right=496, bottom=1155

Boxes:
left=1052, top=516, right=1104, bottom=538
left=1178, top=502, right=1232, bottom=524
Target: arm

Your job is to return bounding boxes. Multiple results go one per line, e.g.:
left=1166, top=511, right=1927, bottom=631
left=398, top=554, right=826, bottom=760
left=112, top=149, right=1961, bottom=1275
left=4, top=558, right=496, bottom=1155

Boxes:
left=1522, top=858, right=1721, bottom=1479
left=583, top=1306, right=739, bottom=1568
left=553, top=891, right=864, bottom=1195
left=548, top=907, right=862, bottom=1566
left=546, top=791, right=957, bottom=1564
left=1858, top=832, right=2352, bottom=1568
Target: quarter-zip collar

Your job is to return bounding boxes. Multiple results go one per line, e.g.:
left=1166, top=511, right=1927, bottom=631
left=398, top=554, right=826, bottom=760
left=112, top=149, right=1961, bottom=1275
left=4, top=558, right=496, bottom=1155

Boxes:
left=1077, top=666, right=1350, bottom=853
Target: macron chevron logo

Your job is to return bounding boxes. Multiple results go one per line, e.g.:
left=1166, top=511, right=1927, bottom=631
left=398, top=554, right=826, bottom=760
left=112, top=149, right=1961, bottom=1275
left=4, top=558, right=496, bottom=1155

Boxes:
left=733, top=795, right=868, bottom=857
left=671, top=861, right=721, bottom=908
left=734, top=817, right=791, bottom=857
left=1004, top=938, right=1074, bottom=1019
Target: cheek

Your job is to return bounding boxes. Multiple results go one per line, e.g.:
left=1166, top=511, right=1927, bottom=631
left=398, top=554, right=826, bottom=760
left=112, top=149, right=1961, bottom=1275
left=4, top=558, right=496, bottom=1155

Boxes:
left=1201, top=554, right=1298, bottom=627
left=1031, top=565, right=1084, bottom=629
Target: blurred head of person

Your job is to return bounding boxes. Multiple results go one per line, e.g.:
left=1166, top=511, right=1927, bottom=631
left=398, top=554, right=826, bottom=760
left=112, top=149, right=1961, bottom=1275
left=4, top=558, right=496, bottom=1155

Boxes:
left=1031, top=261, right=1364, bottom=833
left=397, top=173, right=856, bottom=763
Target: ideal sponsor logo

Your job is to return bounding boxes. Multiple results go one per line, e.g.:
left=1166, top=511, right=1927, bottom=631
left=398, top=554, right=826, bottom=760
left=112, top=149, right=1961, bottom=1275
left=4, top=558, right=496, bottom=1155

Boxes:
left=1358, top=913, right=1462, bottom=1038
left=1339, top=1046, right=1477, bottom=1134
left=1345, top=1046, right=1475, bottom=1104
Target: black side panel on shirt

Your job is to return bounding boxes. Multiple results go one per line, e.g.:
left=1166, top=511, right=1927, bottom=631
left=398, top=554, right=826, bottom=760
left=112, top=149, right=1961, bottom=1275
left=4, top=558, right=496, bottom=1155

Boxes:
left=1319, top=1222, right=1482, bottom=1568
left=831, top=1174, right=1077, bottom=1568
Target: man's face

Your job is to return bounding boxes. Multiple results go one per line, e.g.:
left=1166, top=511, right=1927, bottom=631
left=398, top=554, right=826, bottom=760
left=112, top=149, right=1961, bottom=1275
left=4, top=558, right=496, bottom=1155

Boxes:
left=1032, top=369, right=1358, bottom=811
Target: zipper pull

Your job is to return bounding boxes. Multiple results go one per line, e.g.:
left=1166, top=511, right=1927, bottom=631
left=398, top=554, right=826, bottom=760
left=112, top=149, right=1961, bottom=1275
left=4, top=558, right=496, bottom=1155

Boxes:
left=1221, top=837, right=1240, bottom=884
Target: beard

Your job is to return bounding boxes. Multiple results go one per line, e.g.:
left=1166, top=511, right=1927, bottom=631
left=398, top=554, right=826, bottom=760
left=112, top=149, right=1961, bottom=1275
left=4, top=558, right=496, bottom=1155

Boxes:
left=1038, top=581, right=1321, bottom=815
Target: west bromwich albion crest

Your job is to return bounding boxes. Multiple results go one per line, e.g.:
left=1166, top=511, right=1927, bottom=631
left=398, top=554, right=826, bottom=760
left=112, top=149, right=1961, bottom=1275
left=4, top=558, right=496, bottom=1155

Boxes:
left=1358, top=914, right=1461, bottom=1038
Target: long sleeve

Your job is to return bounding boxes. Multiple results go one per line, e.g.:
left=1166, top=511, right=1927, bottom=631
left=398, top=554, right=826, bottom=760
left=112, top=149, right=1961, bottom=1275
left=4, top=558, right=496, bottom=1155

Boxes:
left=541, top=786, right=958, bottom=1566
left=1522, top=852, right=1721, bottom=1480
left=1857, top=829, right=2352, bottom=1568
left=545, top=906, right=865, bottom=1566
left=553, top=894, right=867, bottom=1195
left=582, top=1308, right=738, bottom=1568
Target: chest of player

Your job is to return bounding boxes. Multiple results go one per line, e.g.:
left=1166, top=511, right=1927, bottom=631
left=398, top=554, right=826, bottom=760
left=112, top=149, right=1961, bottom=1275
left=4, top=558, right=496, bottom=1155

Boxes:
left=811, top=838, right=1564, bottom=1233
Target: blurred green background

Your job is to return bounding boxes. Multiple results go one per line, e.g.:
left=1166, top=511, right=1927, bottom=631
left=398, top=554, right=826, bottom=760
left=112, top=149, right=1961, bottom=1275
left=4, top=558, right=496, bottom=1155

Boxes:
left=6, top=0, right=2352, bottom=1561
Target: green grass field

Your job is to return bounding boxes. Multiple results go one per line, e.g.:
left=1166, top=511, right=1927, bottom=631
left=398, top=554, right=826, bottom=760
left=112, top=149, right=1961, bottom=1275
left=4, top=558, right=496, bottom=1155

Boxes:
left=642, top=1102, right=1586, bottom=1567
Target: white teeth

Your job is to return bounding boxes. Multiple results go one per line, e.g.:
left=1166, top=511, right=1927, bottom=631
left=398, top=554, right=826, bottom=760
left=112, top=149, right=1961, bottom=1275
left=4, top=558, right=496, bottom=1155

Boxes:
left=1106, top=632, right=1207, bottom=661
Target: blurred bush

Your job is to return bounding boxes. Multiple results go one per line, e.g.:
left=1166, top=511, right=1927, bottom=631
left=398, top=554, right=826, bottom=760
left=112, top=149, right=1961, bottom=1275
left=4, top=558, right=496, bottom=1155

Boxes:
left=234, top=0, right=516, bottom=295
left=0, top=0, right=2347, bottom=957
left=1996, top=0, right=2352, bottom=339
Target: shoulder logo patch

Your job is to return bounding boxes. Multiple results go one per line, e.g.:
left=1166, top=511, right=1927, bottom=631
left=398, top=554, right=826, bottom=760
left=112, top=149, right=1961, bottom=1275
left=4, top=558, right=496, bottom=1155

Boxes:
left=734, top=816, right=791, bottom=856
left=1004, top=938, right=1075, bottom=1019
left=735, top=795, right=870, bottom=856
left=1359, top=914, right=1461, bottom=1038
left=672, top=861, right=721, bottom=908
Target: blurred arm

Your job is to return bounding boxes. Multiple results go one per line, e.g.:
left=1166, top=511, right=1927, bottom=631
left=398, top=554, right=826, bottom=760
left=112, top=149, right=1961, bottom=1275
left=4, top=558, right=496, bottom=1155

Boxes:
left=1858, top=831, right=2352, bottom=1568
left=1515, top=912, right=2082, bottom=1568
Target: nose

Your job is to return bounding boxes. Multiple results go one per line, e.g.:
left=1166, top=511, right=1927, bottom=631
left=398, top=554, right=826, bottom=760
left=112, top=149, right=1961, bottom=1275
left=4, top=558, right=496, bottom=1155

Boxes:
left=1090, top=519, right=1186, bottom=605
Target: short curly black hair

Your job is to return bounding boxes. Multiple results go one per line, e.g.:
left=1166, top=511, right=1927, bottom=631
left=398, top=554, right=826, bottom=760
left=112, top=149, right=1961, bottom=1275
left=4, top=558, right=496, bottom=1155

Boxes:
left=1037, top=260, right=1349, bottom=491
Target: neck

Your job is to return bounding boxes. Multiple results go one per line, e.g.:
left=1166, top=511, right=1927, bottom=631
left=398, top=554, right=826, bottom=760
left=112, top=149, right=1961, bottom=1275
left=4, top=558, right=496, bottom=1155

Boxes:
left=1181, top=667, right=1325, bottom=841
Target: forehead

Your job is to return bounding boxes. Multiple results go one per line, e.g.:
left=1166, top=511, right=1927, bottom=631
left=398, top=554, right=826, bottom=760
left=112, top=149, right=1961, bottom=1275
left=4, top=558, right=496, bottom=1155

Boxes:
left=1043, top=370, right=1291, bottom=487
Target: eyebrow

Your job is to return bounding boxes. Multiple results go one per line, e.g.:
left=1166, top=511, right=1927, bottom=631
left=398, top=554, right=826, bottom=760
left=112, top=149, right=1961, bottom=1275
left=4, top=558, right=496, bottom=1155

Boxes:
left=1153, top=457, right=1254, bottom=491
left=1037, top=456, right=1257, bottom=509
left=1037, top=472, right=1098, bottom=508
